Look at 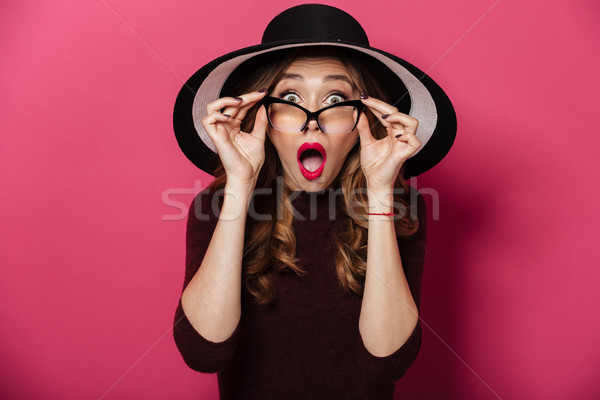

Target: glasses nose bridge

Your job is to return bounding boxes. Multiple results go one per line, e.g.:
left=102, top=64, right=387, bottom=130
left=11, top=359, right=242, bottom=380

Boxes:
left=302, top=109, right=323, bottom=132
left=303, top=108, right=323, bottom=132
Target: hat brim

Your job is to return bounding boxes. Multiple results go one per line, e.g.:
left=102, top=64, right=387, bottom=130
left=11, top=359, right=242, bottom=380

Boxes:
left=173, top=40, right=456, bottom=178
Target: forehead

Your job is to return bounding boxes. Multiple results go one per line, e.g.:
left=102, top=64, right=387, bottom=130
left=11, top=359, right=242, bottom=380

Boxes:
left=282, top=56, right=350, bottom=78
left=276, top=56, right=357, bottom=91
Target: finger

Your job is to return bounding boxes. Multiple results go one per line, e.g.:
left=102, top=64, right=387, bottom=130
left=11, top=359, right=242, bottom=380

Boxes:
left=360, top=96, right=399, bottom=116
left=360, top=96, right=418, bottom=132
left=201, top=111, right=232, bottom=143
left=202, top=110, right=231, bottom=128
left=381, top=113, right=419, bottom=135
left=250, top=105, right=268, bottom=142
left=356, top=112, right=376, bottom=147
left=392, top=131, right=422, bottom=161
left=401, top=132, right=421, bottom=149
left=222, top=89, right=269, bottom=120
left=360, top=100, right=400, bottom=133
left=220, top=97, right=244, bottom=119
left=207, top=97, right=244, bottom=114
left=368, top=111, right=418, bottom=141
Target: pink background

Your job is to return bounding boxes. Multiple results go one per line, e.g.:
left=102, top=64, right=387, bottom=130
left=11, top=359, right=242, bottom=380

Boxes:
left=1, top=0, right=599, bottom=399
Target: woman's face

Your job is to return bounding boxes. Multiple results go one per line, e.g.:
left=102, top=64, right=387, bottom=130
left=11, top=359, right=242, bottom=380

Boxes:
left=267, top=56, right=360, bottom=192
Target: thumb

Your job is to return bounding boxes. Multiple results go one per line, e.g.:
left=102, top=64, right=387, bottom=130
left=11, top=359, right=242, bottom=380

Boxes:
left=356, top=112, right=375, bottom=147
left=251, top=105, right=268, bottom=142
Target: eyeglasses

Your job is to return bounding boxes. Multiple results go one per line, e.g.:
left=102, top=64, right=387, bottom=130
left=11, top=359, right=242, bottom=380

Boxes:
left=261, top=97, right=365, bottom=134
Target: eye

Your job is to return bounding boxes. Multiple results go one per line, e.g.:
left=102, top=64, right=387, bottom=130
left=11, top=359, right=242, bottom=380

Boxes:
left=282, top=93, right=301, bottom=103
left=325, top=94, right=346, bottom=105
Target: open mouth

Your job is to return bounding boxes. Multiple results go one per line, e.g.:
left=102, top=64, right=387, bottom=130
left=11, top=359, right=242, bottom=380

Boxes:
left=297, top=142, right=326, bottom=180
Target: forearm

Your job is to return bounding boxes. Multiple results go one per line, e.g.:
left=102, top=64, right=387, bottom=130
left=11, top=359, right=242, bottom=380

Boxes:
left=358, top=191, right=419, bottom=357
left=181, top=184, right=252, bottom=342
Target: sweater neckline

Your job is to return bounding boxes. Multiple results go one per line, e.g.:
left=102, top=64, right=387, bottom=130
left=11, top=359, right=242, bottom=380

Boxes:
left=289, top=189, right=340, bottom=221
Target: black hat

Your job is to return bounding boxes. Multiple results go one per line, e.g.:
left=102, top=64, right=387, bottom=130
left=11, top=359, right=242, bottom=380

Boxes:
left=173, top=4, right=456, bottom=178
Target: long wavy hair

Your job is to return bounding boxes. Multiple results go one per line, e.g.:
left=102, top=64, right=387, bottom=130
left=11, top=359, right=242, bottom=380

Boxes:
left=209, top=47, right=419, bottom=304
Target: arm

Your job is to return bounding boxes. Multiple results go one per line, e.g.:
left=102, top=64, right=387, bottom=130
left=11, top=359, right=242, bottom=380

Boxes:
left=356, top=190, right=426, bottom=382
left=355, top=95, right=425, bottom=382
left=180, top=185, right=252, bottom=341
left=173, top=91, right=268, bottom=372
left=359, top=190, right=420, bottom=356
left=173, top=189, right=247, bottom=372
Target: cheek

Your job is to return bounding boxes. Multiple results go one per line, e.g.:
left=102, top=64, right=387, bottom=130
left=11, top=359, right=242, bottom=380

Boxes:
left=336, top=134, right=359, bottom=154
left=328, top=135, right=359, bottom=166
left=267, top=132, right=295, bottom=163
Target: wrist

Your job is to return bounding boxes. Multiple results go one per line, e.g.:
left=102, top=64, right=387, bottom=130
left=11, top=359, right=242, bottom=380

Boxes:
left=219, top=184, right=254, bottom=221
left=366, top=181, right=394, bottom=195
left=225, top=179, right=256, bottom=198
left=367, top=190, right=395, bottom=215
left=367, top=187, right=394, bottom=202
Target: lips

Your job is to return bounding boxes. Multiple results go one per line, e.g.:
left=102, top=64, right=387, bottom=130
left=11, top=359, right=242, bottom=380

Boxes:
left=297, top=142, right=326, bottom=180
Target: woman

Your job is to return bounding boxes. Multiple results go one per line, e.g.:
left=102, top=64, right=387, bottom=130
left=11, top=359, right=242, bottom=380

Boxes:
left=172, top=4, right=456, bottom=399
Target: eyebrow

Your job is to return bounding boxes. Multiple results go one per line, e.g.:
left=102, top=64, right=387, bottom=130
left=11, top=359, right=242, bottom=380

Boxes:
left=279, top=73, right=353, bottom=87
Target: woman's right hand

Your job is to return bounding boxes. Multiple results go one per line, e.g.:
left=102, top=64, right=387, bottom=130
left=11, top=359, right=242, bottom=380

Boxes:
left=201, top=90, right=269, bottom=191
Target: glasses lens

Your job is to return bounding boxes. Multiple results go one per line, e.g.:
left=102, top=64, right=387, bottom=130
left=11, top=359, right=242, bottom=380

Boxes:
left=267, top=103, right=307, bottom=133
left=319, top=106, right=359, bottom=134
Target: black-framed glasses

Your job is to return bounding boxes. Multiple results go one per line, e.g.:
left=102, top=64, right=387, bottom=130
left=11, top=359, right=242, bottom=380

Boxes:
left=261, top=97, right=365, bottom=134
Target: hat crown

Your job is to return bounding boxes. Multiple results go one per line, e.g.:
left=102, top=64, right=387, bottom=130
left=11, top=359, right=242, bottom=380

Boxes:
left=261, top=4, right=369, bottom=46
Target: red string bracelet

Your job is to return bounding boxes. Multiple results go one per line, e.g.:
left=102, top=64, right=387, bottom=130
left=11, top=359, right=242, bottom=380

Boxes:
left=367, top=212, right=396, bottom=216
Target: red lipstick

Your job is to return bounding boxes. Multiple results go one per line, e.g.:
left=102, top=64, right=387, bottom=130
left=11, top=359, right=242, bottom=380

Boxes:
left=297, top=142, right=326, bottom=180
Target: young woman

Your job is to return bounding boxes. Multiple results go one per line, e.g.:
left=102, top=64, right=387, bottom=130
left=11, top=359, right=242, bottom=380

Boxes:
left=172, top=5, right=456, bottom=399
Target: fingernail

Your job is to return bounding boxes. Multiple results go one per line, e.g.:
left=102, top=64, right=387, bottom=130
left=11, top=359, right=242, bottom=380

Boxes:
left=223, top=114, right=231, bottom=118
left=234, top=97, right=243, bottom=101
left=258, top=88, right=268, bottom=93
left=359, top=91, right=369, bottom=99
left=381, top=114, right=390, bottom=119
left=395, top=134, right=402, bottom=138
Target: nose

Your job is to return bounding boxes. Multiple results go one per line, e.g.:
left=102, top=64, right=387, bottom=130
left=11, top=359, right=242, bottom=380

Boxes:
left=303, top=118, right=320, bottom=133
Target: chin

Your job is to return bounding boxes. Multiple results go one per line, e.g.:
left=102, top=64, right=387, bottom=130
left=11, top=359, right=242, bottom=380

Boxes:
left=296, top=174, right=337, bottom=192
left=302, top=182, right=330, bottom=192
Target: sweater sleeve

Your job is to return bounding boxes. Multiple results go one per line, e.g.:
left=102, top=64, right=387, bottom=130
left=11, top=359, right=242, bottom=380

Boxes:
left=172, top=189, right=242, bottom=373
left=357, top=189, right=427, bottom=384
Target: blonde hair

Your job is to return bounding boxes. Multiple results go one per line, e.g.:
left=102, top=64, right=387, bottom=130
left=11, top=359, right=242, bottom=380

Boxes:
left=210, top=47, right=419, bottom=304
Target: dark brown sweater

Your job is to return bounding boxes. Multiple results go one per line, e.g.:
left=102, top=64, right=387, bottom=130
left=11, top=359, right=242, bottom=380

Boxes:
left=174, top=188, right=426, bottom=399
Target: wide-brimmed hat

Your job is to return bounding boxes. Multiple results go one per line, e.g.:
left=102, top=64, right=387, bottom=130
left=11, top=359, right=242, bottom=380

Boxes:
left=173, top=4, right=456, bottom=178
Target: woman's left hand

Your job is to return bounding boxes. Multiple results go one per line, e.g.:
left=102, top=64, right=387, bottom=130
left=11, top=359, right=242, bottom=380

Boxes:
left=357, top=96, right=421, bottom=194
